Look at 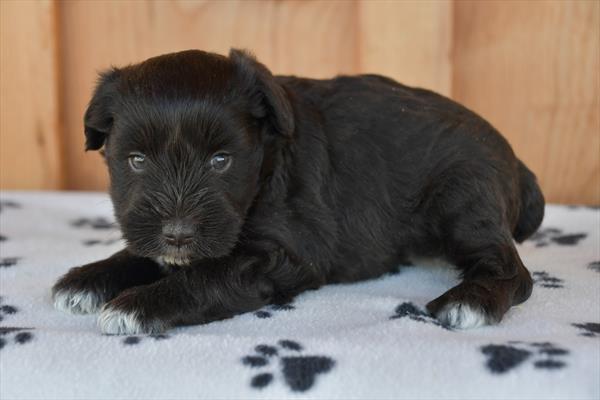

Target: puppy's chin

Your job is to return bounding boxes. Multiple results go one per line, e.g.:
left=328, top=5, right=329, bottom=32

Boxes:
left=158, top=254, right=192, bottom=266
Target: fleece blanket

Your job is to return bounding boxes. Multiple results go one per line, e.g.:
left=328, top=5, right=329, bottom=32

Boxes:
left=0, top=191, right=598, bottom=400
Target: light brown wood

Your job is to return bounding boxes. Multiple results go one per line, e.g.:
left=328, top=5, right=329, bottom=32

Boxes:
left=1, top=0, right=597, bottom=204
left=358, top=0, right=453, bottom=96
left=57, top=0, right=358, bottom=190
left=452, top=0, right=600, bottom=204
left=0, top=0, right=63, bottom=189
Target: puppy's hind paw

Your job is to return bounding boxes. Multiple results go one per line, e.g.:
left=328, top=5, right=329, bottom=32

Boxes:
left=52, top=288, right=104, bottom=315
left=435, top=302, right=489, bottom=329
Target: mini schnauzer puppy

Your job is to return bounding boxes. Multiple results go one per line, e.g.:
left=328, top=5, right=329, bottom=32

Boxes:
left=52, top=49, right=544, bottom=334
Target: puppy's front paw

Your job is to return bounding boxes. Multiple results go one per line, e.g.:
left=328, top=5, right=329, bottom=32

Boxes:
left=98, top=289, right=167, bottom=335
left=52, top=266, right=109, bottom=314
left=426, top=281, right=507, bottom=329
left=53, top=287, right=104, bottom=315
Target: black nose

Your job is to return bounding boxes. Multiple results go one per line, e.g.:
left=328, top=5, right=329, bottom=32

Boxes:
left=162, top=220, right=194, bottom=247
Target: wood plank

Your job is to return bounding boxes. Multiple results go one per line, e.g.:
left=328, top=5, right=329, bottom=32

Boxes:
left=58, top=0, right=357, bottom=190
left=357, top=0, right=453, bottom=96
left=0, top=0, right=63, bottom=189
left=453, top=0, right=600, bottom=204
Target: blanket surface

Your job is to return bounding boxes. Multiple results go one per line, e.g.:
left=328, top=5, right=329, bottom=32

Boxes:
left=0, top=191, right=598, bottom=400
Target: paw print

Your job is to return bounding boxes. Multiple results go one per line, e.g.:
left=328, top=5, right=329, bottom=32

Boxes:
left=588, top=261, right=600, bottom=273
left=481, top=341, right=568, bottom=374
left=0, top=200, right=21, bottom=213
left=532, top=271, right=564, bottom=288
left=71, top=217, right=120, bottom=246
left=0, top=327, right=34, bottom=350
left=0, top=297, right=18, bottom=322
left=0, top=257, right=20, bottom=268
left=572, top=323, right=600, bottom=337
left=390, top=302, right=450, bottom=330
left=527, top=227, right=587, bottom=247
left=122, top=334, right=170, bottom=345
left=254, top=303, right=295, bottom=319
left=71, top=217, right=117, bottom=230
left=242, top=340, right=335, bottom=392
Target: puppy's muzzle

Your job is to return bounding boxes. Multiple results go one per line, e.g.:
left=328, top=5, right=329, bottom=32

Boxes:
left=162, top=220, right=194, bottom=248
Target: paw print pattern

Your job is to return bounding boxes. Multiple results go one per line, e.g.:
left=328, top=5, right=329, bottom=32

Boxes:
left=254, top=303, right=295, bottom=319
left=71, top=217, right=120, bottom=246
left=122, top=334, right=169, bottom=345
left=242, top=340, right=335, bottom=392
left=572, top=323, right=600, bottom=338
left=390, top=302, right=450, bottom=330
left=0, top=327, right=34, bottom=350
left=588, top=261, right=600, bottom=273
left=0, top=200, right=21, bottom=213
left=527, top=228, right=587, bottom=247
left=0, top=257, right=20, bottom=268
left=0, top=297, right=18, bottom=322
left=481, top=341, right=568, bottom=374
left=71, top=217, right=117, bottom=230
left=532, top=271, right=564, bottom=288
left=83, top=238, right=121, bottom=247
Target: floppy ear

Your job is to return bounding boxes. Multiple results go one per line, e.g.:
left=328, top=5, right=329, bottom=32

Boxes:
left=229, top=49, right=294, bottom=138
left=83, top=68, right=120, bottom=150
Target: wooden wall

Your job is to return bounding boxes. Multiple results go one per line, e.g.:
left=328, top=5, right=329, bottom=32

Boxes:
left=1, top=0, right=598, bottom=204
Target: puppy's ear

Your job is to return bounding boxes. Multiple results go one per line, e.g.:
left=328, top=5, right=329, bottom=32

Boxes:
left=84, top=68, right=120, bottom=151
left=229, top=49, right=294, bottom=138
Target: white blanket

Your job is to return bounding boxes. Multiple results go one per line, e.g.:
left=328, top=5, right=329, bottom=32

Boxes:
left=0, top=191, right=598, bottom=399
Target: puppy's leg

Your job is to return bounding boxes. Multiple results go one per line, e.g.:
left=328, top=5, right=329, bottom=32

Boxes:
left=98, top=256, right=275, bottom=335
left=52, top=249, right=164, bottom=315
left=426, top=217, right=533, bottom=329
left=421, top=163, right=534, bottom=329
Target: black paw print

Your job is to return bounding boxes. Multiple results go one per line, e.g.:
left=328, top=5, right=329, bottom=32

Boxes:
left=71, top=217, right=117, bottom=230
left=588, top=261, right=600, bottom=273
left=0, top=200, right=21, bottom=213
left=0, top=257, right=20, bottom=268
left=254, top=303, right=296, bottom=319
left=481, top=341, right=568, bottom=374
left=242, top=340, right=335, bottom=392
left=122, top=334, right=170, bottom=345
left=0, top=297, right=18, bottom=322
left=0, top=327, right=34, bottom=350
left=0, top=234, right=6, bottom=242
left=528, top=228, right=587, bottom=247
left=390, top=302, right=450, bottom=330
left=83, top=238, right=121, bottom=247
left=532, top=271, right=564, bottom=288
left=71, top=217, right=120, bottom=246
left=572, top=323, right=600, bottom=338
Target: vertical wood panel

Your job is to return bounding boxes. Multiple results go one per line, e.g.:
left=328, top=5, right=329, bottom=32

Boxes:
left=357, top=0, right=452, bottom=96
left=0, top=0, right=63, bottom=189
left=453, top=0, right=600, bottom=204
left=58, top=0, right=357, bottom=190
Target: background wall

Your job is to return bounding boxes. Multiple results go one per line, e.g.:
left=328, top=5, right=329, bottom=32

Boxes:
left=1, top=0, right=598, bottom=204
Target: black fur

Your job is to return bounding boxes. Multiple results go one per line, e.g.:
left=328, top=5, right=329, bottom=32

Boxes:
left=52, top=49, right=544, bottom=333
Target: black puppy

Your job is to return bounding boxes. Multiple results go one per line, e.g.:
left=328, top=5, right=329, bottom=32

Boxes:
left=52, top=49, right=544, bottom=334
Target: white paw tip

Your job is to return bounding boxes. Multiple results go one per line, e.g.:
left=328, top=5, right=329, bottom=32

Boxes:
left=437, top=302, right=489, bottom=329
left=98, top=306, right=145, bottom=335
left=53, top=289, right=103, bottom=315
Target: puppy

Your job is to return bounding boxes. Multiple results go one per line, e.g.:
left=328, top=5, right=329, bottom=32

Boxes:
left=52, top=49, right=544, bottom=334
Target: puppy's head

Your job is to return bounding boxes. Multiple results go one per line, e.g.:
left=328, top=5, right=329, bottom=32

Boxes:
left=84, top=49, right=294, bottom=265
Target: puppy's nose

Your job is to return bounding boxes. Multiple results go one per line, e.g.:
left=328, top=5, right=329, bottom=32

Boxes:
left=162, top=220, right=194, bottom=247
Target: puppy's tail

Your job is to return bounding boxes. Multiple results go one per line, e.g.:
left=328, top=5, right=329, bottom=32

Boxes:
left=513, top=160, right=545, bottom=243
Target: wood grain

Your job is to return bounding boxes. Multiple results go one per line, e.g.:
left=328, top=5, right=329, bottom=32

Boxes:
left=357, top=0, right=453, bottom=96
left=452, top=0, right=600, bottom=204
left=0, top=0, right=63, bottom=189
left=57, top=0, right=358, bottom=190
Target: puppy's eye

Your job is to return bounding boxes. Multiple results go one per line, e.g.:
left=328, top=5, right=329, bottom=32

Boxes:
left=128, top=153, right=146, bottom=172
left=210, top=153, right=231, bottom=172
